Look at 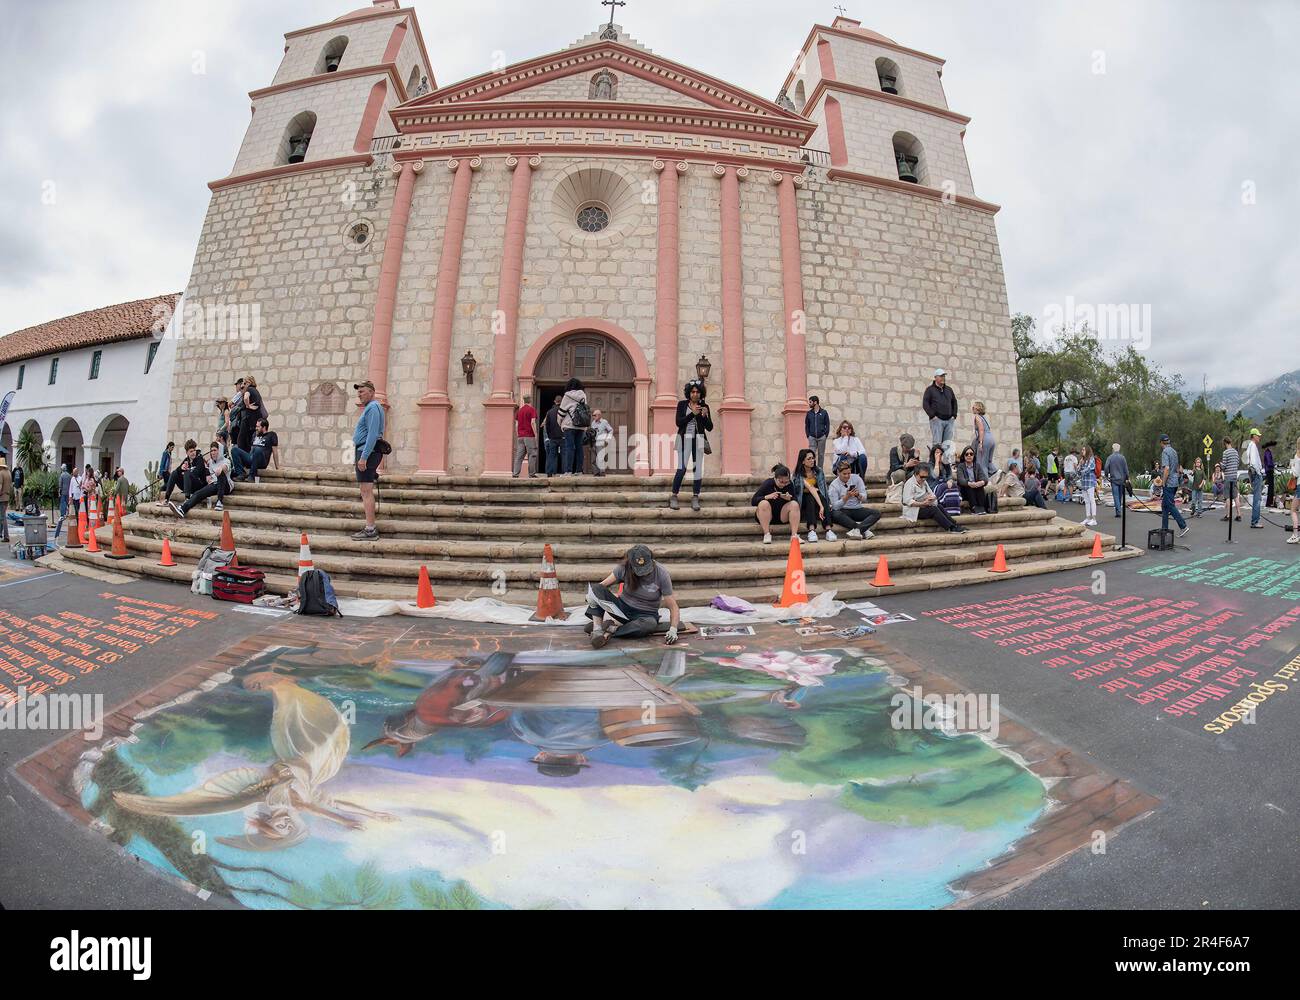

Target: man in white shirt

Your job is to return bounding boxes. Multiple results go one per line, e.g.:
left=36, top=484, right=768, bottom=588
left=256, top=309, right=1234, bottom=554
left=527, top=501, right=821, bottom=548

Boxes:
left=1244, top=428, right=1265, bottom=528
left=1062, top=450, right=1080, bottom=492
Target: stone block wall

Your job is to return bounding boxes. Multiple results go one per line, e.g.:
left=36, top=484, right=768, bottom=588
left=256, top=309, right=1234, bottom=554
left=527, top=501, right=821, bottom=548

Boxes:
left=796, top=168, right=1020, bottom=466
left=168, top=161, right=392, bottom=467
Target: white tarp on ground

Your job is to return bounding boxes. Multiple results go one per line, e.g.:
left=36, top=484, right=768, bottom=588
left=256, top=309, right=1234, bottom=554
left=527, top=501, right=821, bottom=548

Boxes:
left=335, top=590, right=844, bottom=625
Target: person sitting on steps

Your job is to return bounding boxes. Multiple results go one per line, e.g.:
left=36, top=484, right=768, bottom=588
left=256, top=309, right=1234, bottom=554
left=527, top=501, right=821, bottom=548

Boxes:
left=791, top=447, right=836, bottom=543
left=157, top=440, right=206, bottom=509
left=585, top=544, right=682, bottom=648
left=170, top=441, right=233, bottom=518
left=902, top=463, right=966, bottom=534
left=827, top=458, right=881, bottom=539
left=752, top=463, right=800, bottom=545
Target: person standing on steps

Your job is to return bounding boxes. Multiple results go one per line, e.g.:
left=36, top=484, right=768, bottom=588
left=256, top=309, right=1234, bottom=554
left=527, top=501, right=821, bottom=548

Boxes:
left=1244, top=428, right=1265, bottom=529
left=58, top=463, right=71, bottom=524
left=590, top=408, right=614, bottom=477
left=351, top=379, right=386, bottom=541
left=903, top=464, right=966, bottom=534
left=828, top=458, right=880, bottom=539
left=805, top=395, right=830, bottom=471
left=1158, top=433, right=1189, bottom=539
left=1103, top=443, right=1129, bottom=518
left=558, top=377, right=589, bottom=476
left=922, top=368, right=958, bottom=447
left=512, top=394, right=538, bottom=478
left=791, top=447, right=836, bottom=543
left=971, top=400, right=996, bottom=479
left=585, top=545, right=682, bottom=648
left=752, top=463, right=800, bottom=545
left=670, top=379, right=712, bottom=511
left=542, top=398, right=562, bottom=477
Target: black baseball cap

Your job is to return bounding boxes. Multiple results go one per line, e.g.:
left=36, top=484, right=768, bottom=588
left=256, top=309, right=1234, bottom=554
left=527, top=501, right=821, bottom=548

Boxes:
left=627, top=544, right=655, bottom=577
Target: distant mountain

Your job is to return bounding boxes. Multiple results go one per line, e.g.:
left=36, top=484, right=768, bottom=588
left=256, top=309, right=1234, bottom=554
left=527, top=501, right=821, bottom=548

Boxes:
left=1193, top=369, right=1300, bottom=420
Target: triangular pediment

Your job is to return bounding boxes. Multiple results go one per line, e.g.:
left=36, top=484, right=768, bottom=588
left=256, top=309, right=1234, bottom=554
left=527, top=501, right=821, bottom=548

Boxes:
left=399, top=40, right=806, bottom=123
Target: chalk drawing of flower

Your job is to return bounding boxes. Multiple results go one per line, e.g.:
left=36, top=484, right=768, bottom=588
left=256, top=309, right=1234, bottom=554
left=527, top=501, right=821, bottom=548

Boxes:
left=712, top=650, right=840, bottom=687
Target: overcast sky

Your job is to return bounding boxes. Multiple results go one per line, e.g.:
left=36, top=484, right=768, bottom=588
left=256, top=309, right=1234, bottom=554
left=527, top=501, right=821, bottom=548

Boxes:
left=2, top=0, right=1294, bottom=391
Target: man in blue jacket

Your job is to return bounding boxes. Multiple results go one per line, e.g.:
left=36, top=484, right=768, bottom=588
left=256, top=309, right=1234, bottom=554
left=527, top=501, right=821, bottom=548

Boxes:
left=805, top=395, right=831, bottom=470
left=352, top=379, right=386, bottom=540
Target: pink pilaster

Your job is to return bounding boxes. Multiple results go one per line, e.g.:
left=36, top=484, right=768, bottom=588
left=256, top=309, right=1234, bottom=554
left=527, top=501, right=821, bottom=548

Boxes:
left=825, top=95, right=848, bottom=167
left=715, top=163, right=754, bottom=476
left=482, top=154, right=540, bottom=477
left=773, top=170, right=810, bottom=462
left=416, top=156, right=481, bottom=474
left=367, top=158, right=423, bottom=405
left=650, top=158, right=687, bottom=474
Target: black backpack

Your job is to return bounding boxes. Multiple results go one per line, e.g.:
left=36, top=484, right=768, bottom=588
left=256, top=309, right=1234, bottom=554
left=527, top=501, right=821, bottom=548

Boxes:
left=571, top=398, right=592, bottom=428
left=297, top=569, right=341, bottom=616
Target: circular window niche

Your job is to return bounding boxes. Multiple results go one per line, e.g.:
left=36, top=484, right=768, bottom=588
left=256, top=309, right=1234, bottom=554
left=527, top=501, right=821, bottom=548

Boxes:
left=342, top=219, right=374, bottom=251
left=547, top=165, right=643, bottom=247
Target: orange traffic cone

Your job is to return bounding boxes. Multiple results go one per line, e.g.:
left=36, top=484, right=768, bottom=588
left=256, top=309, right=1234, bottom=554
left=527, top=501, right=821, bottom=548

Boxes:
left=872, top=554, right=894, bottom=588
left=1090, top=532, right=1105, bottom=559
left=86, top=518, right=100, bottom=553
left=775, top=535, right=809, bottom=608
left=990, top=544, right=1010, bottom=573
left=105, top=507, right=133, bottom=560
left=298, top=532, right=314, bottom=576
left=218, top=510, right=237, bottom=553
left=531, top=544, right=564, bottom=621
left=416, top=565, right=436, bottom=608
left=88, top=494, right=99, bottom=533
left=64, top=509, right=83, bottom=549
left=158, top=538, right=177, bottom=567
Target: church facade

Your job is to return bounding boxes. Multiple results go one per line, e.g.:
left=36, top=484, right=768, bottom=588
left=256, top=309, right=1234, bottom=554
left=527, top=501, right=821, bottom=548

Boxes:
left=167, top=1, right=1020, bottom=477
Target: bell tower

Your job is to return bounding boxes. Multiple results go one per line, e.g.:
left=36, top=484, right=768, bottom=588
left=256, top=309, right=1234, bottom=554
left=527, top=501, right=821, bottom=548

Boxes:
left=782, top=15, right=979, bottom=201
left=222, top=1, right=435, bottom=180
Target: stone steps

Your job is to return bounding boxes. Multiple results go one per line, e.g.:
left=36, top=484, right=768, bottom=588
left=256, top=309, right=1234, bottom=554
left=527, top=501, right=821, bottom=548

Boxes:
left=63, top=466, right=1142, bottom=607
left=115, top=510, right=1084, bottom=572
left=61, top=536, right=1136, bottom=606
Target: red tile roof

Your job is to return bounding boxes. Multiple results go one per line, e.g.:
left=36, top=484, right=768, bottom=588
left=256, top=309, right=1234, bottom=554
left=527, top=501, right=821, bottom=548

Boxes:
left=0, top=293, right=181, bottom=367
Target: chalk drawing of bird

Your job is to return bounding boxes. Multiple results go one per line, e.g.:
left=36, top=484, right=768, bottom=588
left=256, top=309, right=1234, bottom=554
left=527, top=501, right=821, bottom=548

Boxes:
left=112, top=672, right=393, bottom=851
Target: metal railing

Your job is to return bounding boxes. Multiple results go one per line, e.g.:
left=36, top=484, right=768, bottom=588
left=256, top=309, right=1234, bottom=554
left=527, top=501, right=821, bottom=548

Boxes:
left=800, top=147, right=831, bottom=168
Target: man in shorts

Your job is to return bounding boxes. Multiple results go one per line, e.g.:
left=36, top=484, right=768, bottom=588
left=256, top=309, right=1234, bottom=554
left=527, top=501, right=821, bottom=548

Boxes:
left=353, top=379, right=385, bottom=540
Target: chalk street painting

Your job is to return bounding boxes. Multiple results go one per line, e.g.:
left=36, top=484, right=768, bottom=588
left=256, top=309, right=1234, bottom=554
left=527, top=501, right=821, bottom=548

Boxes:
left=32, top=621, right=1151, bottom=909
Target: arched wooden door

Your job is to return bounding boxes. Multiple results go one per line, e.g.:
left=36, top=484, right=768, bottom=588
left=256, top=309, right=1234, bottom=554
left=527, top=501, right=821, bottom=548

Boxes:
left=534, top=332, right=635, bottom=470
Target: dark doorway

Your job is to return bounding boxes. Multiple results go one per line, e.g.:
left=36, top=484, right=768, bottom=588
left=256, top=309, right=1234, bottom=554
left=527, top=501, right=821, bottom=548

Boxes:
left=533, top=333, right=636, bottom=474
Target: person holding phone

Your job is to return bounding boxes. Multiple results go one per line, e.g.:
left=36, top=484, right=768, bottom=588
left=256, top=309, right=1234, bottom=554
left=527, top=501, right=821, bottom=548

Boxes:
left=751, top=463, right=800, bottom=545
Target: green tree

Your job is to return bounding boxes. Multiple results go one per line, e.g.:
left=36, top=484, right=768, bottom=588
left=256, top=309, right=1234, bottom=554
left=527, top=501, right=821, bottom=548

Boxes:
left=1013, top=314, right=1157, bottom=440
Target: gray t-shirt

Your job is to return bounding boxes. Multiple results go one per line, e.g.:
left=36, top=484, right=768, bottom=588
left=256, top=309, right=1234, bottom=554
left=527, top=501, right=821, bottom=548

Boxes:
left=612, top=563, right=673, bottom=613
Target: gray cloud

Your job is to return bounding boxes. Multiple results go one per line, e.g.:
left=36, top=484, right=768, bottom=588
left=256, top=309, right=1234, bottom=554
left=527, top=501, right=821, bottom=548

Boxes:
left=1, top=0, right=1293, bottom=389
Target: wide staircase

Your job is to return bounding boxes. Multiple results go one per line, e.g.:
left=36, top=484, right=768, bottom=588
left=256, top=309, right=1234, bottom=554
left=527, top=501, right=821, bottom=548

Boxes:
left=61, top=470, right=1139, bottom=607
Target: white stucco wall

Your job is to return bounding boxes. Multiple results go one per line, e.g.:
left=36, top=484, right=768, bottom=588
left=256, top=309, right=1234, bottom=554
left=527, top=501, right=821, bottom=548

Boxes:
left=0, top=302, right=180, bottom=485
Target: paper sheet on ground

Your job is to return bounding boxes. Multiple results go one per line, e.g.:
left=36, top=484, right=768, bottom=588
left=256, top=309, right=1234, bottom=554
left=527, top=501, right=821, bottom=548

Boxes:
left=335, top=590, right=844, bottom=624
